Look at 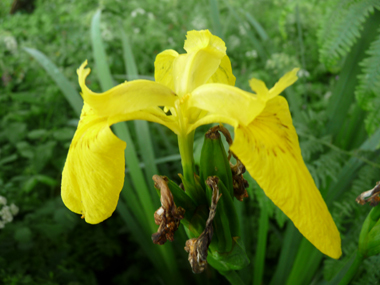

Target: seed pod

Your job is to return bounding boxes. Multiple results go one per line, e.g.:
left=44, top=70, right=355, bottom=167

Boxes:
left=200, top=127, right=234, bottom=198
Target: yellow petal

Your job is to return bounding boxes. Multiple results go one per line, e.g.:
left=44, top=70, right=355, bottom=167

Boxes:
left=207, top=55, right=236, bottom=86
left=190, top=83, right=265, bottom=126
left=78, top=61, right=177, bottom=117
left=249, top=78, right=269, bottom=101
left=268, top=68, right=299, bottom=100
left=154, top=49, right=179, bottom=91
left=173, top=30, right=227, bottom=96
left=184, top=30, right=226, bottom=55
left=61, top=103, right=126, bottom=224
left=230, top=96, right=342, bottom=259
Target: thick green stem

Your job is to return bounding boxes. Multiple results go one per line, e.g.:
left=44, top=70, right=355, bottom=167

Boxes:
left=221, top=270, right=245, bottom=285
left=338, top=252, right=364, bottom=285
left=178, top=131, right=195, bottom=183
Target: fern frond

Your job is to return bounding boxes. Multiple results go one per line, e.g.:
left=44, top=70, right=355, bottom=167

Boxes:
left=356, top=29, right=380, bottom=134
left=318, top=0, right=380, bottom=68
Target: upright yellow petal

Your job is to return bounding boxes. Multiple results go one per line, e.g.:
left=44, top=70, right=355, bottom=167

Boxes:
left=61, top=103, right=126, bottom=224
left=173, top=30, right=227, bottom=96
left=154, top=49, right=179, bottom=91
left=230, top=96, right=341, bottom=259
left=78, top=61, right=177, bottom=117
left=268, top=68, right=299, bottom=100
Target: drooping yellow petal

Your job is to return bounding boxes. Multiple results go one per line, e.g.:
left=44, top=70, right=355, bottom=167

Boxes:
left=230, top=96, right=341, bottom=259
left=154, top=49, right=179, bottom=91
left=61, top=103, right=126, bottom=224
left=189, top=83, right=265, bottom=127
left=78, top=61, right=177, bottom=117
left=207, top=55, right=236, bottom=86
left=173, top=30, right=227, bottom=96
left=268, top=68, right=299, bottom=100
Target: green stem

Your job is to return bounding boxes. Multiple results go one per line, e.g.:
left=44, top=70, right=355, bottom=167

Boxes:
left=253, top=205, right=269, bottom=285
left=221, top=270, right=245, bottom=285
left=178, top=130, right=195, bottom=183
left=338, top=252, right=364, bottom=285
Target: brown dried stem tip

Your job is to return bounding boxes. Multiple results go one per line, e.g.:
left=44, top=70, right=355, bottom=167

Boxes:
left=356, top=181, right=380, bottom=206
left=184, top=177, right=221, bottom=274
left=229, top=156, right=249, bottom=202
left=152, top=175, right=185, bottom=245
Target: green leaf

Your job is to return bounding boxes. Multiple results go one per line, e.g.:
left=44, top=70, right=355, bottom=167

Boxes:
left=23, top=47, right=82, bottom=116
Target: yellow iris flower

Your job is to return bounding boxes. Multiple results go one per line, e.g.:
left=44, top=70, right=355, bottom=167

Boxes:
left=61, top=30, right=341, bottom=259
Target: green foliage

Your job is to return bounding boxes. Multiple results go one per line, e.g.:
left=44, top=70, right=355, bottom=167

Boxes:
left=2, top=0, right=380, bottom=284
left=318, top=0, right=380, bottom=69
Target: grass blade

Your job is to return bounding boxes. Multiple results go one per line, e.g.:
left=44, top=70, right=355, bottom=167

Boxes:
left=23, top=47, right=82, bottom=116
left=91, top=9, right=114, bottom=90
left=120, top=30, right=160, bottom=200
left=209, top=0, right=223, bottom=39
left=253, top=203, right=269, bottom=285
left=244, top=11, right=268, bottom=42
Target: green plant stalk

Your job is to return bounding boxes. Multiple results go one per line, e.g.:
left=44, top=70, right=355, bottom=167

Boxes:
left=270, top=219, right=302, bottom=285
left=338, top=252, right=364, bottom=285
left=178, top=131, right=195, bottom=181
left=253, top=204, right=269, bottom=285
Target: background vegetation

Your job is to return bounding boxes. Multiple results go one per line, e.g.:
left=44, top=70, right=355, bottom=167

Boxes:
left=1, top=0, right=380, bottom=284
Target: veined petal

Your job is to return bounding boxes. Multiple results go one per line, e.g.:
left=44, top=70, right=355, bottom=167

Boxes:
left=78, top=61, right=177, bottom=117
left=207, top=55, right=236, bottom=86
left=173, top=30, right=227, bottom=96
left=190, top=83, right=265, bottom=126
left=154, top=49, right=179, bottom=91
left=268, top=68, right=299, bottom=100
left=61, top=103, right=126, bottom=224
left=230, top=96, right=341, bottom=259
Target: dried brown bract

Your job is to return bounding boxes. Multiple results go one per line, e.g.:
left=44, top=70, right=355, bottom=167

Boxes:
left=152, top=175, right=185, bottom=245
left=184, top=177, right=221, bottom=273
left=229, top=158, right=249, bottom=202
left=356, top=182, right=380, bottom=206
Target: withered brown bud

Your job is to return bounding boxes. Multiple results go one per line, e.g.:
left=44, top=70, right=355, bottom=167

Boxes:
left=152, top=175, right=185, bottom=245
left=356, top=182, right=380, bottom=206
left=184, top=179, right=221, bottom=274
left=230, top=158, right=249, bottom=202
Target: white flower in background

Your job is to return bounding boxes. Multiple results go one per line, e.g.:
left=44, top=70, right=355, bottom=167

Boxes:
left=148, top=12, right=155, bottom=20
left=245, top=50, right=258, bottom=59
left=0, top=197, right=19, bottom=229
left=298, top=69, right=310, bottom=78
left=3, top=36, right=18, bottom=53
left=10, top=203, right=19, bottom=216
left=1, top=206, right=13, bottom=223
left=133, top=28, right=141, bottom=34
left=190, top=15, right=207, bottom=30
left=131, top=8, right=146, bottom=18
left=0, top=196, right=7, bottom=206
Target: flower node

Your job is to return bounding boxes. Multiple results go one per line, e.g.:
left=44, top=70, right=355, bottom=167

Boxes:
left=152, top=175, right=185, bottom=245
